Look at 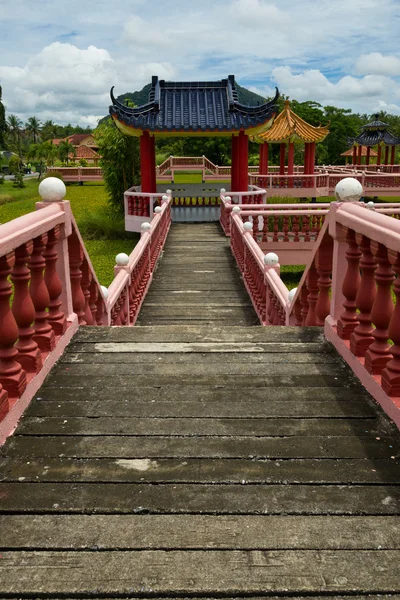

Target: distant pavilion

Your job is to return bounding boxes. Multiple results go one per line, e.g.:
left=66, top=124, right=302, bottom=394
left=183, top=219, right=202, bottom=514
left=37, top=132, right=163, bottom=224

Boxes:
left=350, top=116, right=400, bottom=166
left=341, top=145, right=378, bottom=165
left=109, top=75, right=279, bottom=192
left=255, top=100, right=329, bottom=176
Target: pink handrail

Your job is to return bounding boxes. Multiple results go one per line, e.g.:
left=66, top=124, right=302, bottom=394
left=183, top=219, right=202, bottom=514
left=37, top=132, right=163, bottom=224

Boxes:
left=0, top=194, right=172, bottom=435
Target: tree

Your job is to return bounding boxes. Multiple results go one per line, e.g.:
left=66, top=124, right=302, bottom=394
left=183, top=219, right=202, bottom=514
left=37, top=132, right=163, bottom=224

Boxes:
left=41, top=120, right=58, bottom=141
left=27, top=143, right=49, bottom=179
left=95, top=120, right=140, bottom=213
left=0, top=85, right=6, bottom=149
left=58, top=140, right=76, bottom=164
left=7, top=114, right=23, bottom=159
left=25, top=116, right=42, bottom=144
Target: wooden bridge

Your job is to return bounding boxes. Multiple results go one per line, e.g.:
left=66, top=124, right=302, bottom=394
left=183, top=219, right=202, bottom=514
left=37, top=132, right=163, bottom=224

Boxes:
left=0, top=184, right=400, bottom=597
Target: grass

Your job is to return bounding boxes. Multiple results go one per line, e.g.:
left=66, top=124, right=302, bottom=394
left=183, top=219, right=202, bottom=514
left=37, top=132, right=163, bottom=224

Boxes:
left=0, top=181, right=138, bottom=286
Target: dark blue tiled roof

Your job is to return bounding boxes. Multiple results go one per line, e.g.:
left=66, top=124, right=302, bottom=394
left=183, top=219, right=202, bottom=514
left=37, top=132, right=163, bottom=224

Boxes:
left=351, top=115, right=400, bottom=147
left=109, top=75, right=279, bottom=133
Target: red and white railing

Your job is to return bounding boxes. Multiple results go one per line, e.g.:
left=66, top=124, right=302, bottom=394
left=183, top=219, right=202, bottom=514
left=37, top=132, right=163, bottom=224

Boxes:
left=46, top=167, right=103, bottom=182
left=0, top=192, right=172, bottom=439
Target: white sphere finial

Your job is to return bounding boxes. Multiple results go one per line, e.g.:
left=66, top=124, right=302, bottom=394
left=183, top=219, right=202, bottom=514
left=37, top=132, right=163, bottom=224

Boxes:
left=243, top=222, right=253, bottom=232
left=288, top=287, right=298, bottom=302
left=220, top=188, right=226, bottom=194
left=366, top=201, right=375, bottom=209
left=154, top=206, right=162, bottom=214
left=38, top=177, right=66, bottom=202
left=335, top=177, right=363, bottom=202
left=100, top=285, right=108, bottom=299
left=162, top=194, right=169, bottom=203
left=232, top=206, right=241, bottom=214
left=141, top=222, right=151, bottom=232
left=264, top=252, right=279, bottom=266
left=166, top=189, right=172, bottom=195
left=225, top=195, right=232, bottom=203
left=115, top=253, right=129, bottom=266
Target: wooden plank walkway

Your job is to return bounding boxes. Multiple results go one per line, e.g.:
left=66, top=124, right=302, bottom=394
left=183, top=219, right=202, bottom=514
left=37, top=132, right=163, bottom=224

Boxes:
left=0, top=223, right=400, bottom=597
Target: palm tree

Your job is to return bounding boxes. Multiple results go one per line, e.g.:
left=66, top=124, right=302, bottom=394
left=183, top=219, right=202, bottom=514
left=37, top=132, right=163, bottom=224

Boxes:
left=27, top=142, right=52, bottom=179
left=25, top=116, right=42, bottom=144
left=58, top=140, right=76, bottom=165
left=43, top=142, right=58, bottom=167
left=42, top=119, right=58, bottom=141
left=7, top=114, right=23, bottom=158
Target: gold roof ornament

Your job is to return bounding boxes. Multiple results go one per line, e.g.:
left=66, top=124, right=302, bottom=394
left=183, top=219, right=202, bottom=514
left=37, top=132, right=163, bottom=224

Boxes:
left=257, top=100, right=329, bottom=144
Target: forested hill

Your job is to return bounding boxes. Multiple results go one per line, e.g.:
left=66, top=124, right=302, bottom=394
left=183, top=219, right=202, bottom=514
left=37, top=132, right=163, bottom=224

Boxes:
left=115, top=82, right=268, bottom=107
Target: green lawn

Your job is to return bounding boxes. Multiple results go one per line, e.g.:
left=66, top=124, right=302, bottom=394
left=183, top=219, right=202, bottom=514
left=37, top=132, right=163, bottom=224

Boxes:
left=0, top=181, right=137, bottom=286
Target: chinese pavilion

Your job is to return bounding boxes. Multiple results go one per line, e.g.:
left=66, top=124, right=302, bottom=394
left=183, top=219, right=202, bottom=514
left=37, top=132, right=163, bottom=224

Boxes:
left=350, top=115, right=400, bottom=166
left=109, top=75, right=279, bottom=192
left=255, top=100, right=329, bottom=175
left=341, top=145, right=378, bottom=165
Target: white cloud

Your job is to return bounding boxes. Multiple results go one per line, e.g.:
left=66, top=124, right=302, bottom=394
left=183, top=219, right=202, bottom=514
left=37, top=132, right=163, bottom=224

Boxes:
left=229, top=0, right=289, bottom=28
left=355, top=52, right=400, bottom=77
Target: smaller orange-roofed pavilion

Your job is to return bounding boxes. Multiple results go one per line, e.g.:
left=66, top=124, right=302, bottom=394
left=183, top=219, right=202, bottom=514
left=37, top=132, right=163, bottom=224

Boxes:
left=341, top=145, right=378, bottom=164
left=256, top=100, right=329, bottom=176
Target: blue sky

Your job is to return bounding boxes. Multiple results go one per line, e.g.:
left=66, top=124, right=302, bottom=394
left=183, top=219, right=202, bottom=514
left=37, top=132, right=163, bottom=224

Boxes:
left=1, top=0, right=400, bottom=126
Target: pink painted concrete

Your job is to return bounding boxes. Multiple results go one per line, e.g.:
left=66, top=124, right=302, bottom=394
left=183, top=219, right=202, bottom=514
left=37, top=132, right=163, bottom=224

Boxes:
left=0, top=314, right=79, bottom=446
left=325, top=317, right=400, bottom=428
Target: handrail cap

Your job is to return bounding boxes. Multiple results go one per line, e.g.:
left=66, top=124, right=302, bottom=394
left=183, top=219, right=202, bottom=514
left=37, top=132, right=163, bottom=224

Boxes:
left=38, top=177, right=66, bottom=202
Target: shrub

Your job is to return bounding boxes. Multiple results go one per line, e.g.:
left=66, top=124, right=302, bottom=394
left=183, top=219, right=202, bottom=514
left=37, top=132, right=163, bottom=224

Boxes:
left=0, top=175, right=4, bottom=185
left=79, top=159, right=88, bottom=167
left=8, top=155, right=20, bottom=175
left=12, top=171, right=25, bottom=188
left=42, top=171, right=64, bottom=182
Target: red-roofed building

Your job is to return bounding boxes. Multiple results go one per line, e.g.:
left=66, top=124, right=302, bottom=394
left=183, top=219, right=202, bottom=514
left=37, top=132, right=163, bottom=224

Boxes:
left=69, top=144, right=100, bottom=165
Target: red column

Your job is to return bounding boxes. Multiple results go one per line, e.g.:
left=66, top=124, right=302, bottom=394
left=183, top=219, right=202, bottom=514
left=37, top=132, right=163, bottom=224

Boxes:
left=231, top=134, right=239, bottom=192
left=366, top=146, right=371, bottom=166
left=238, top=130, right=249, bottom=192
left=304, top=143, right=310, bottom=174
left=150, top=135, right=156, bottom=193
left=357, top=145, right=362, bottom=166
left=309, top=142, right=316, bottom=174
left=377, top=145, right=382, bottom=166
left=288, top=142, right=295, bottom=175
left=384, top=145, right=389, bottom=165
left=352, top=146, right=357, bottom=166
left=259, top=143, right=264, bottom=174
left=279, top=143, right=286, bottom=175
left=391, top=146, right=396, bottom=165
left=140, top=131, right=153, bottom=193
left=259, top=142, right=269, bottom=174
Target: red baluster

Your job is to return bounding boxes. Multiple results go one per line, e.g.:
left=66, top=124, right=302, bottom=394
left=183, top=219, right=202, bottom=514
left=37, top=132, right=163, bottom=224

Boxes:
left=305, top=264, right=318, bottom=326
left=365, top=243, right=394, bottom=374
left=89, top=280, right=99, bottom=325
left=293, top=299, right=302, bottom=326
left=262, top=215, right=268, bottom=242
left=273, top=216, right=279, bottom=242
left=382, top=252, right=400, bottom=395
left=81, top=258, right=94, bottom=325
left=11, top=242, right=42, bottom=372
left=252, top=217, right=258, bottom=239
left=300, top=285, right=309, bottom=325
left=293, top=215, right=300, bottom=242
left=68, top=230, right=86, bottom=325
left=28, top=234, right=56, bottom=352
left=283, top=215, right=289, bottom=241
left=304, top=216, right=311, bottom=242
left=337, top=229, right=361, bottom=339
left=350, top=235, right=377, bottom=356
left=315, top=239, right=333, bottom=325
left=0, top=252, right=27, bottom=399
left=44, top=226, right=67, bottom=335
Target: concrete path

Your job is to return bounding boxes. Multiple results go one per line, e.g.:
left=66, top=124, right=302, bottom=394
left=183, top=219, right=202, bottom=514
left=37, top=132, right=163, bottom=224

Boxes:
left=0, top=223, right=399, bottom=597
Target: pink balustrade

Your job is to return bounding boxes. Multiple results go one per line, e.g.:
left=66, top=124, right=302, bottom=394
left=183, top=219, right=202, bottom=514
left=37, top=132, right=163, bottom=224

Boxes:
left=229, top=198, right=400, bottom=424
left=47, top=167, right=103, bottom=182
left=0, top=193, right=172, bottom=440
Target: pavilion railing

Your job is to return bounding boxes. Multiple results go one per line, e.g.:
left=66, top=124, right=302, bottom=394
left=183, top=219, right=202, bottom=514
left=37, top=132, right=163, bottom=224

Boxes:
left=124, top=186, right=169, bottom=218
left=46, top=167, right=103, bottom=182
left=230, top=200, right=400, bottom=423
left=0, top=194, right=172, bottom=437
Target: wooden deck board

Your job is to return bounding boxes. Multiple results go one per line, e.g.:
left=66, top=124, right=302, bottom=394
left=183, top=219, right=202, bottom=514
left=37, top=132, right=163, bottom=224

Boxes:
left=0, top=223, right=399, bottom=597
